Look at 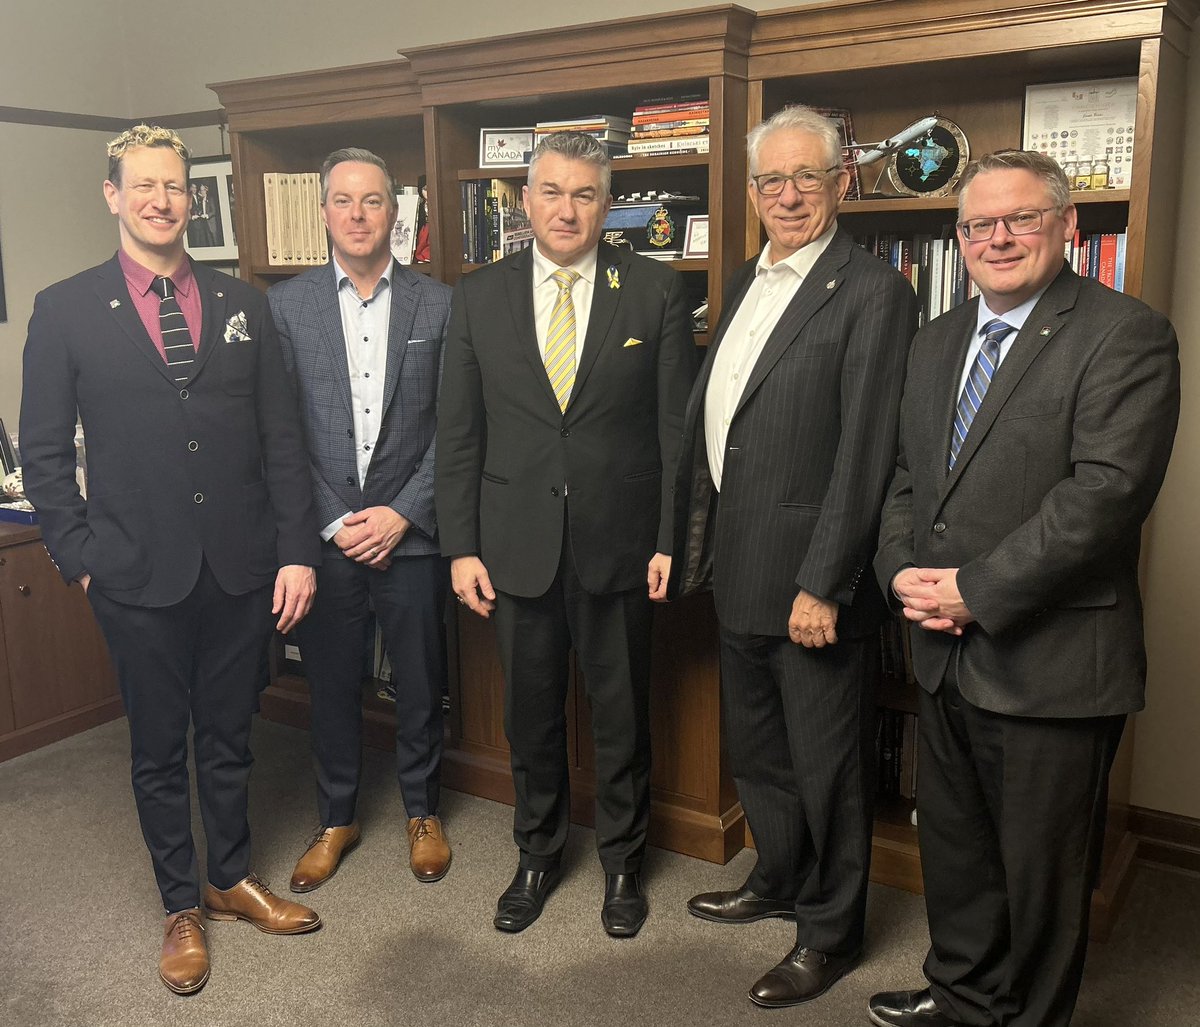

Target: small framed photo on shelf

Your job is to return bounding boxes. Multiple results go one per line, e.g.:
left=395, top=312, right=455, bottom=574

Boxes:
left=390, top=192, right=421, bottom=265
left=683, top=215, right=709, bottom=259
left=810, top=106, right=862, bottom=202
left=185, top=156, right=238, bottom=262
left=479, top=128, right=535, bottom=168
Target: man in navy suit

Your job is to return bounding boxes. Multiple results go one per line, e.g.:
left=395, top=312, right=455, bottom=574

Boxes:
left=20, top=125, right=322, bottom=997
left=870, top=150, right=1179, bottom=1027
left=670, top=106, right=917, bottom=1007
left=269, top=149, right=453, bottom=892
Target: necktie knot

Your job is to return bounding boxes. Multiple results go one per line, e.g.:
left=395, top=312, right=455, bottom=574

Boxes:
left=981, top=317, right=1013, bottom=349
left=551, top=268, right=580, bottom=293
left=153, top=276, right=176, bottom=301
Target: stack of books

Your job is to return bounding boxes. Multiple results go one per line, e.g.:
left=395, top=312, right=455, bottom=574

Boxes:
left=460, top=179, right=534, bottom=264
left=262, top=173, right=329, bottom=267
left=627, top=96, right=710, bottom=156
left=534, top=115, right=630, bottom=156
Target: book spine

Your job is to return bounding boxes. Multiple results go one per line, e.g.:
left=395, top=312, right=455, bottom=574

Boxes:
left=625, top=136, right=711, bottom=155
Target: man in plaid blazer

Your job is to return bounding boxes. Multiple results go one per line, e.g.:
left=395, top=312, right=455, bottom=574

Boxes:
left=270, top=148, right=453, bottom=891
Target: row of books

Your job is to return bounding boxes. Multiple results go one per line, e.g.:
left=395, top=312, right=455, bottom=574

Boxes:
left=535, top=114, right=631, bottom=157
left=460, top=179, right=534, bottom=264
left=878, top=708, right=919, bottom=801
left=263, top=172, right=329, bottom=267
left=628, top=95, right=711, bottom=157
left=1066, top=230, right=1127, bottom=291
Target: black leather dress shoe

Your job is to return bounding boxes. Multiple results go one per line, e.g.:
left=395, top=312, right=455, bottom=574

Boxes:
left=601, top=873, right=647, bottom=938
left=868, top=988, right=960, bottom=1026
left=749, top=944, right=860, bottom=1008
left=493, top=866, right=559, bottom=933
left=686, top=884, right=796, bottom=924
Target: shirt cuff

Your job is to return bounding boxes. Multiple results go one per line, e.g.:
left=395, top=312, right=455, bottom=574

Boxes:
left=320, top=513, right=351, bottom=543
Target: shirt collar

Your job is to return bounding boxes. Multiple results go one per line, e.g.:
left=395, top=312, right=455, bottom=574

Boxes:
left=332, top=255, right=393, bottom=301
left=976, top=284, right=1050, bottom=337
left=755, top=222, right=838, bottom=281
left=118, top=248, right=195, bottom=298
left=532, top=244, right=599, bottom=288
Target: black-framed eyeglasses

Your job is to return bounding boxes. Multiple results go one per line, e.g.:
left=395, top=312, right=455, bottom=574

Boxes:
left=958, top=207, right=1057, bottom=241
left=751, top=166, right=842, bottom=196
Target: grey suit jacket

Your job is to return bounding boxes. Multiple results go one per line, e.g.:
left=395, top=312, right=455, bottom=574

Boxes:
left=875, top=264, right=1180, bottom=717
left=670, top=229, right=919, bottom=639
left=269, top=260, right=451, bottom=557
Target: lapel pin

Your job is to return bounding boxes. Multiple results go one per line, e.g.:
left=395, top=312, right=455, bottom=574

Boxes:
left=606, top=266, right=621, bottom=290
left=216, top=291, right=224, bottom=298
left=1038, top=325, right=1051, bottom=336
left=826, top=279, right=836, bottom=290
left=109, top=299, right=121, bottom=308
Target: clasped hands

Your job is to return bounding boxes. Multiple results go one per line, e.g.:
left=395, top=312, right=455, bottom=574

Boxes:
left=334, top=506, right=410, bottom=571
left=892, top=566, right=974, bottom=635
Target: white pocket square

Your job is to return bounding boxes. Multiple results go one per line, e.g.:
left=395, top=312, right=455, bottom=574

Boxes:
left=223, top=311, right=251, bottom=343
left=407, top=338, right=428, bottom=345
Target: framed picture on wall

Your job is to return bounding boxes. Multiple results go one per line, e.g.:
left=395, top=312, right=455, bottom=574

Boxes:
left=185, top=156, right=238, bottom=262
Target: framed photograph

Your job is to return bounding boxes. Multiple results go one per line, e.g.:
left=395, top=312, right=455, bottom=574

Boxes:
left=809, top=106, right=861, bottom=202
left=683, top=215, right=709, bottom=259
left=210, top=262, right=240, bottom=279
left=185, top=156, right=239, bottom=262
left=390, top=192, right=421, bottom=265
left=479, top=127, right=535, bottom=168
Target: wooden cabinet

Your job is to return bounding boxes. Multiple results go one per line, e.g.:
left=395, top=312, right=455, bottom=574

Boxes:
left=209, top=0, right=1197, bottom=922
left=0, top=525, right=122, bottom=762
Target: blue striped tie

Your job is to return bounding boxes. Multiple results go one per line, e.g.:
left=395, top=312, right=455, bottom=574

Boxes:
left=949, top=318, right=1013, bottom=470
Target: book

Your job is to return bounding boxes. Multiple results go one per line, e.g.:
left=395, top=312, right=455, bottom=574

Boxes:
left=0, top=504, right=38, bottom=525
left=625, top=136, right=711, bottom=155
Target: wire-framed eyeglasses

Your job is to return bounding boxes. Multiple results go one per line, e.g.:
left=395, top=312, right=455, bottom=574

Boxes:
left=751, top=166, right=842, bottom=196
left=958, top=207, right=1057, bottom=241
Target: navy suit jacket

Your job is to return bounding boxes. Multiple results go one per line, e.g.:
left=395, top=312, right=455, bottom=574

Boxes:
left=875, top=265, right=1180, bottom=717
left=269, top=260, right=451, bottom=556
left=20, top=254, right=319, bottom=607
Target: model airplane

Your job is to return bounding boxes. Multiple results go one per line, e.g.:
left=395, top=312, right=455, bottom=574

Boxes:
left=843, top=116, right=940, bottom=165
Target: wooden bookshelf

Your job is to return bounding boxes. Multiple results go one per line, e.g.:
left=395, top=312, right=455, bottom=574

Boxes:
left=209, top=0, right=1198, bottom=919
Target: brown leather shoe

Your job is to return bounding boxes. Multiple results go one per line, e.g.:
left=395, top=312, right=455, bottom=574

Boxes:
left=406, top=815, right=451, bottom=881
left=203, top=874, right=321, bottom=934
left=159, top=908, right=209, bottom=995
left=290, top=823, right=361, bottom=893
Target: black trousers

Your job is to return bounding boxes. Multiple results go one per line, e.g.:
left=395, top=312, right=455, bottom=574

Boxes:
left=88, top=561, right=274, bottom=913
left=295, top=546, right=447, bottom=824
left=918, top=666, right=1125, bottom=1027
left=493, top=531, right=653, bottom=875
left=718, top=627, right=878, bottom=956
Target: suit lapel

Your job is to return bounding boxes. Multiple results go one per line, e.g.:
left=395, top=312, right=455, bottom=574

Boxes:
left=503, top=246, right=562, bottom=411
left=930, top=300, right=979, bottom=493
left=316, top=264, right=355, bottom=419
left=687, top=259, right=756, bottom=436
left=382, top=262, right=419, bottom=415
left=733, top=229, right=853, bottom=420
left=571, top=242, right=625, bottom=405
left=188, top=259, right=227, bottom=382
left=94, top=256, right=178, bottom=386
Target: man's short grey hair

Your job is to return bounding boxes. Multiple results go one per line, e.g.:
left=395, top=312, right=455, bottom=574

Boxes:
left=957, top=149, right=1072, bottom=219
left=746, top=105, right=841, bottom=176
left=527, top=132, right=612, bottom=196
left=319, top=147, right=397, bottom=207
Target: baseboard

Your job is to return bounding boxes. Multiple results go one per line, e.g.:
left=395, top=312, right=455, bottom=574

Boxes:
left=0, top=696, right=125, bottom=763
left=1130, top=805, right=1200, bottom=876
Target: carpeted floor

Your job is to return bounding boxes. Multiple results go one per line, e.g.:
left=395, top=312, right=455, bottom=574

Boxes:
left=1, top=717, right=1197, bottom=1027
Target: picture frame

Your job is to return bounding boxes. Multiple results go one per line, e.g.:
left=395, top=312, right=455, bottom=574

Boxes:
left=390, top=192, right=421, bottom=265
left=810, top=106, right=862, bottom=202
left=479, top=127, right=535, bottom=168
left=682, top=215, right=709, bottom=259
left=185, top=156, right=239, bottom=262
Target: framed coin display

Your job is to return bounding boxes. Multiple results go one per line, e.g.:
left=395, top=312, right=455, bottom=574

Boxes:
left=886, top=117, right=969, bottom=197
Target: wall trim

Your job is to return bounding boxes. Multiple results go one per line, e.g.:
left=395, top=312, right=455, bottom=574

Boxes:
left=1131, top=805, right=1200, bottom=876
left=0, top=106, right=224, bottom=132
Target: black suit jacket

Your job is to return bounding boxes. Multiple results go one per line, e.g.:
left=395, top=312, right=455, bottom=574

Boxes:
left=670, top=229, right=918, bottom=639
left=20, top=254, right=319, bottom=607
left=435, top=241, right=697, bottom=597
left=875, top=265, right=1180, bottom=717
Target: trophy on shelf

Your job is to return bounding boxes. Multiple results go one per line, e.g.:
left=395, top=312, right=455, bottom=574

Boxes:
left=844, top=115, right=969, bottom=199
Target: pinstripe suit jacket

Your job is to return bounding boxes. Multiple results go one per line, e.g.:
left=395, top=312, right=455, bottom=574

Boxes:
left=269, top=260, right=451, bottom=556
left=875, top=267, right=1180, bottom=717
left=670, top=228, right=918, bottom=638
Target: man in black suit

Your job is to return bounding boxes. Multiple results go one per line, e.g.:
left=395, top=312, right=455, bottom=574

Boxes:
left=435, top=132, right=696, bottom=937
left=19, top=125, right=322, bottom=997
left=670, top=105, right=917, bottom=1007
left=269, top=148, right=454, bottom=891
left=869, top=150, right=1179, bottom=1027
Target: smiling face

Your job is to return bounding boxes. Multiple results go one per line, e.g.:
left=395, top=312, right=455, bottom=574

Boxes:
left=321, top=160, right=396, bottom=269
left=749, top=127, right=848, bottom=264
left=103, top=145, right=190, bottom=268
left=522, top=152, right=612, bottom=267
left=957, top=168, right=1076, bottom=314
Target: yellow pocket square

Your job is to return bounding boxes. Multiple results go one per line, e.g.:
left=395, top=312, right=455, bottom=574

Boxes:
left=623, top=337, right=644, bottom=348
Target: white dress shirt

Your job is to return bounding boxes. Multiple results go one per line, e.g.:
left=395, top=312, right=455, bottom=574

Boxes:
left=956, top=286, right=1050, bottom=396
left=531, top=244, right=598, bottom=362
left=705, top=225, right=837, bottom=491
left=321, top=256, right=394, bottom=541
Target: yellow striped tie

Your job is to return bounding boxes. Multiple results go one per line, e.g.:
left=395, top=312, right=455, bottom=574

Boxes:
left=544, top=268, right=581, bottom=412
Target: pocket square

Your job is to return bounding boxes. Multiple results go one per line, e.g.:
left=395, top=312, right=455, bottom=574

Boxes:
left=407, top=338, right=428, bottom=345
left=623, top=337, right=644, bottom=348
left=223, top=311, right=252, bottom=343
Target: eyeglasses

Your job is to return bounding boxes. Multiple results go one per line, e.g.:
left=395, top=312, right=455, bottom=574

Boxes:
left=751, top=166, right=842, bottom=196
left=958, top=207, right=1057, bottom=241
